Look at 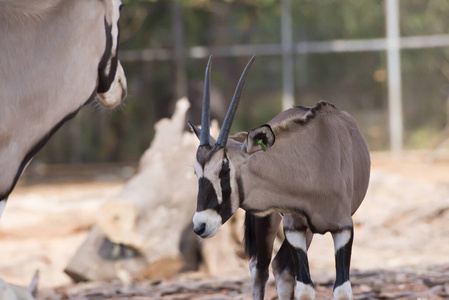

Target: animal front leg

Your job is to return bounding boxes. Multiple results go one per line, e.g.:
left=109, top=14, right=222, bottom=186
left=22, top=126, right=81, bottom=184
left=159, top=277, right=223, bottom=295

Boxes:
left=272, top=240, right=295, bottom=300
left=332, top=227, right=354, bottom=300
left=284, top=228, right=315, bottom=300
left=246, top=213, right=281, bottom=300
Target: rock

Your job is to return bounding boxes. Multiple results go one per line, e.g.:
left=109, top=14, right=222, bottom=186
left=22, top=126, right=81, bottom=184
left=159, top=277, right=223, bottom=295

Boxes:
left=64, top=226, right=148, bottom=282
left=38, top=265, right=449, bottom=299
left=66, top=98, right=249, bottom=282
left=0, top=278, right=34, bottom=300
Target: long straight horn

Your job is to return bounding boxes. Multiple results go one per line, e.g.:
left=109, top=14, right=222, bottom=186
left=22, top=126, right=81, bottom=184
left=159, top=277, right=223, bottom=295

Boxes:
left=200, top=56, right=213, bottom=146
left=216, top=55, right=255, bottom=147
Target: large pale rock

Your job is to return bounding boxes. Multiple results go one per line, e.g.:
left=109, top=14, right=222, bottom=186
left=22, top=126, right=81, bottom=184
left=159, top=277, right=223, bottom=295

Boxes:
left=97, top=97, right=198, bottom=262
left=64, top=226, right=148, bottom=283
left=201, top=209, right=247, bottom=276
left=0, top=278, right=34, bottom=300
left=66, top=98, right=248, bottom=281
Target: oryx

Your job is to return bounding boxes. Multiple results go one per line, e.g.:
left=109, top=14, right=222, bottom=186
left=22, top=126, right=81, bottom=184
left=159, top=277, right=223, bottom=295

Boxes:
left=189, top=56, right=370, bottom=300
left=0, top=0, right=127, bottom=217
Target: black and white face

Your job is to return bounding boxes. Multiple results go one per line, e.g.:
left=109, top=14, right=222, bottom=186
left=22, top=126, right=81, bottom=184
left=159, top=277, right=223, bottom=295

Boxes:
left=192, top=145, right=240, bottom=238
left=96, top=0, right=127, bottom=109
left=190, top=55, right=256, bottom=238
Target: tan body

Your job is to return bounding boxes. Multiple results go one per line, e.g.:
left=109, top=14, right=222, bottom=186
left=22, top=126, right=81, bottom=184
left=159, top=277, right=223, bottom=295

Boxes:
left=192, top=57, right=370, bottom=299
left=233, top=103, right=370, bottom=233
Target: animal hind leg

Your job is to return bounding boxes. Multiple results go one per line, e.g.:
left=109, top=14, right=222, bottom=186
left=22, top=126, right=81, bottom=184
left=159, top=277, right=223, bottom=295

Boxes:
left=332, top=227, right=354, bottom=300
left=246, top=212, right=281, bottom=300
left=283, top=215, right=315, bottom=300
left=272, top=239, right=295, bottom=300
left=272, top=230, right=313, bottom=300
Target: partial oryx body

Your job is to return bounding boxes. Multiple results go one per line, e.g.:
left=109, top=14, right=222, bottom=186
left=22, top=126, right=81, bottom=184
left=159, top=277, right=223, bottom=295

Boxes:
left=189, top=56, right=370, bottom=300
left=0, top=0, right=127, bottom=217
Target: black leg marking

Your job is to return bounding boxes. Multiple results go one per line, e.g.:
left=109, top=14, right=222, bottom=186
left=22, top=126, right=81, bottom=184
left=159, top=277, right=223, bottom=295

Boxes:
left=1, top=90, right=97, bottom=201
left=290, top=244, right=314, bottom=287
left=272, top=240, right=296, bottom=300
left=283, top=226, right=317, bottom=299
left=334, top=227, right=354, bottom=290
left=284, top=229, right=314, bottom=288
left=247, top=213, right=281, bottom=300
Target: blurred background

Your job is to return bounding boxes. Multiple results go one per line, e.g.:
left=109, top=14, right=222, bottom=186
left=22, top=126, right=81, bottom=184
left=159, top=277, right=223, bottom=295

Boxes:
left=34, top=0, right=449, bottom=164
left=3, top=0, right=449, bottom=297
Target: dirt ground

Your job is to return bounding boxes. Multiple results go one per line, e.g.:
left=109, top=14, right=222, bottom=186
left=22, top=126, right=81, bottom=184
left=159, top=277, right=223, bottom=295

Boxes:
left=1, top=152, right=449, bottom=299
left=35, top=264, right=449, bottom=299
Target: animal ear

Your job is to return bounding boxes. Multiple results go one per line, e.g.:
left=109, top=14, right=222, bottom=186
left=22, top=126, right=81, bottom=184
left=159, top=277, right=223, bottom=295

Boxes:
left=188, top=121, right=216, bottom=146
left=244, top=125, right=275, bottom=155
left=188, top=121, right=201, bottom=139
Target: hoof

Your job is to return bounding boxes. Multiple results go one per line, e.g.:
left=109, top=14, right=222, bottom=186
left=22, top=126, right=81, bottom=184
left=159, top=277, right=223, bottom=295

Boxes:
left=334, top=281, right=352, bottom=300
left=296, top=281, right=315, bottom=300
left=275, top=275, right=295, bottom=300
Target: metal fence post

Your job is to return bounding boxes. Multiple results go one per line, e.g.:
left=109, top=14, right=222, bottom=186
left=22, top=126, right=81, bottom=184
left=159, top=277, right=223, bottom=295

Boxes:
left=172, top=0, right=188, bottom=100
left=281, top=0, right=294, bottom=110
left=386, top=0, right=403, bottom=154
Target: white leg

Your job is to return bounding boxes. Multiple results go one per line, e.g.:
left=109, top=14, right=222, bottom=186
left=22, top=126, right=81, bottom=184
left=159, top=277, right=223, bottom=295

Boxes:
left=284, top=230, right=315, bottom=300
left=246, top=213, right=281, bottom=300
left=296, top=281, right=316, bottom=300
left=272, top=240, right=295, bottom=300
left=249, top=256, right=269, bottom=300
left=334, top=281, right=352, bottom=300
left=0, top=199, right=6, bottom=219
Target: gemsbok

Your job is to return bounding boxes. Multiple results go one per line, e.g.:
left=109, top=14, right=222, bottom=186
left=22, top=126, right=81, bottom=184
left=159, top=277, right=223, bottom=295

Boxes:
left=189, top=56, right=370, bottom=300
left=0, top=0, right=127, bottom=218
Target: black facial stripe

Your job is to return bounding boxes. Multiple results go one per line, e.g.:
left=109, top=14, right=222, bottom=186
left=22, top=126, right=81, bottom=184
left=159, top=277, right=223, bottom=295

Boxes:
left=97, top=17, right=119, bottom=93
left=197, top=177, right=218, bottom=211
left=195, top=149, right=235, bottom=224
left=219, top=153, right=230, bottom=177
left=237, top=176, right=245, bottom=206
left=1, top=89, right=97, bottom=200
left=218, top=152, right=233, bottom=223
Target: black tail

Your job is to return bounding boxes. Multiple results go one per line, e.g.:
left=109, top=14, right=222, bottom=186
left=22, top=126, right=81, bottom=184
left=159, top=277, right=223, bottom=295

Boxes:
left=244, top=212, right=257, bottom=258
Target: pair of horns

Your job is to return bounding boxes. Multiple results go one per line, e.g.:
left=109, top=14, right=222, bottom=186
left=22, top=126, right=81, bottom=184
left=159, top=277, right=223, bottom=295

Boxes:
left=200, top=55, right=255, bottom=147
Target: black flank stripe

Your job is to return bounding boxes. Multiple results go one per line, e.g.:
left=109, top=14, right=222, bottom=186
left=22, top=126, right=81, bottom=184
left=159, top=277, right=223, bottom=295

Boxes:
left=1, top=90, right=97, bottom=200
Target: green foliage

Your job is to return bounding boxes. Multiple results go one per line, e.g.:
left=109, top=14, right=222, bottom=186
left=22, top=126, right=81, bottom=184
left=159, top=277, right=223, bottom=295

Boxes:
left=291, top=1, right=384, bottom=40
left=401, top=0, right=449, bottom=36
left=37, top=0, right=449, bottom=162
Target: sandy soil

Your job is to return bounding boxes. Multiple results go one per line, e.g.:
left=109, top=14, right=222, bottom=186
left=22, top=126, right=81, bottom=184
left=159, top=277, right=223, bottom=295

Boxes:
left=0, top=152, right=449, bottom=299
